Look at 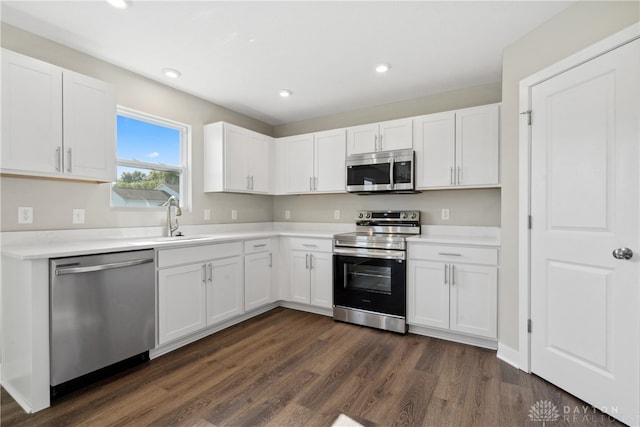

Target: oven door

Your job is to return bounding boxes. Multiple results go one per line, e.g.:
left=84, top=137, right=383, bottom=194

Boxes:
left=333, top=250, right=406, bottom=317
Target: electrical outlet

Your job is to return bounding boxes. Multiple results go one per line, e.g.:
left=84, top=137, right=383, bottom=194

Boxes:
left=204, top=209, right=211, bottom=221
left=18, top=207, right=33, bottom=224
left=72, top=209, right=85, bottom=224
left=231, top=209, right=238, bottom=220
left=285, top=210, right=291, bottom=220
left=441, top=208, right=450, bottom=221
left=334, top=210, right=341, bottom=220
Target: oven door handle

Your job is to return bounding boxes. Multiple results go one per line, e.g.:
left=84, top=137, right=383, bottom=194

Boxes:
left=333, top=247, right=405, bottom=260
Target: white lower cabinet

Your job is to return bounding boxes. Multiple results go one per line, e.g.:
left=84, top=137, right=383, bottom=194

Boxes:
left=157, top=263, right=207, bottom=345
left=157, top=242, right=243, bottom=345
left=289, top=238, right=333, bottom=309
left=408, top=243, right=498, bottom=340
left=206, top=256, right=244, bottom=325
left=244, top=239, right=273, bottom=311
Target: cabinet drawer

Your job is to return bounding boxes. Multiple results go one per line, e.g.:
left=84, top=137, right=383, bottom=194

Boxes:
left=409, top=244, right=498, bottom=265
left=244, top=238, right=271, bottom=254
left=158, top=242, right=242, bottom=268
left=290, top=237, right=332, bottom=253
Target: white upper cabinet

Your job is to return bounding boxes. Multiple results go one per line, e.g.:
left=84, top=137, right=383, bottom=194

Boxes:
left=281, top=128, right=346, bottom=194
left=1, top=49, right=116, bottom=182
left=346, top=118, right=412, bottom=155
left=203, top=121, right=271, bottom=194
left=414, top=103, right=500, bottom=189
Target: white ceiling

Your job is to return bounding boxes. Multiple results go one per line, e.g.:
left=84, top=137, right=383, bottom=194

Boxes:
left=1, top=1, right=573, bottom=126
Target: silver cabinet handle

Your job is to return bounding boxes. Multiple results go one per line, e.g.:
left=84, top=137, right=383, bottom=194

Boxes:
left=66, top=148, right=72, bottom=173
left=305, top=253, right=309, bottom=269
left=309, top=254, right=314, bottom=270
left=612, top=247, right=633, bottom=260
left=439, top=252, right=462, bottom=257
left=450, top=167, right=454, bottom=185
left=55, top=147, right=62, bottom=172
left=374, top=135, right=378, bottom=151
left=251, top=175, right=254, bottom=190
left=302, top=244, right=318, bottom=248
left=314, top=176, right=318, bottom=191
left=202, top=264, right=206, bottom=282
left=379, top=134, right=383, bottom=151
left=457, top=166, right=461, bottom=185
left=444, top=264, right=448, bottom=285
left=451, top=265, right=455, bottom=286
left=208, top=263, right=213, bottom=282
left=55, top=257, right=153, bottom=275
left=253, top=243, right=267, bottom=248
left=268, top=253, right=272, bottom=267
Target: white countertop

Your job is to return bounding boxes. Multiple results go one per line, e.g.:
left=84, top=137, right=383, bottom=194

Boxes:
left=1, top=223, right=500, bottom=260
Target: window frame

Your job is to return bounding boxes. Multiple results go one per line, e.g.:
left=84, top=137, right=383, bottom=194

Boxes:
left=111, top=106, right=192, bottom=211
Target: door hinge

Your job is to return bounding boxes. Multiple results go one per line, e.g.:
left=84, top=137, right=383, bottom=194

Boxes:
left=528, top=215, right=532, bottom=229
left=520, top=110, right=532, bottom=126
left=527, top=319, right=532, bottom=333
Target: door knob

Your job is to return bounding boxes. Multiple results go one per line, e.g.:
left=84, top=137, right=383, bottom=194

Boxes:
left=612, top=247, right=633, bottom=260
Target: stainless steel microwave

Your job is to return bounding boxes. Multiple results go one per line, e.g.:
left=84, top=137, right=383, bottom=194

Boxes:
left=346, top=149, right=415, bottom=193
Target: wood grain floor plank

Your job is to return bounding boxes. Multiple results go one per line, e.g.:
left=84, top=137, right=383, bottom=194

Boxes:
left=1, top=308, right=625, bottom=427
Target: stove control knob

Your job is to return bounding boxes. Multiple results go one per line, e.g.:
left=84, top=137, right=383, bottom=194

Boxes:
left=400, top=212, right=407, bottom=219
left=410, top=212, right=417, bottom=219
left=365, top=212, right=371, bottom=219
left=358, top=212, right=364, bottom=219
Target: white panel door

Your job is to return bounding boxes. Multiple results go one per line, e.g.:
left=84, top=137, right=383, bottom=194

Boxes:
left=290, top=251, right=311, bottom=304
left=531, top=39, right=639, bottom=425
left=315, top=129, right=346, bottom=192
left=63, top=70, right=116, bottom=181
left=413, top=111, right=455, bottom=188
left=285, top=134, right=315, bottom=193
left=309, top=252, right=332, bottom=309
left=223, top=125, right=250, bottom=192
left=206, top=256, right=244, bottom=325
left=455, top=104, right=500, bottom=187
left=1, top=49, right=62, bottom=174
left=449, top=264, right=497, bottom=339
left=248, top=133, right=270, bottom=193
left=407, top=260, right=449, bottom=329
left=346, top=123, right=378, bottom=155
left=158, top=264, right=207, bottom=345
left=378, top=118, right=413, bottom=151
left=244, top=251, right=272, bottom=311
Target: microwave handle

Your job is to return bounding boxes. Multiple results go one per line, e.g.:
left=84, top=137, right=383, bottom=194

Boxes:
left=389, top=157, right=395, bottom=190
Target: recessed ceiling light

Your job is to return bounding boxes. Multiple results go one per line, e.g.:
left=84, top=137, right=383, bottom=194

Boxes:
left=375, top=64, right=390, bottom=73
left=279, top=89, right=292, bottom=98
left=162, top=68, right=182, bottom=79
left=106, top=0, right=128, bottom=9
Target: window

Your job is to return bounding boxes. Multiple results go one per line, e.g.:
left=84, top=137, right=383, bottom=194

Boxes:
left=111, top=107, right=191, bottom=209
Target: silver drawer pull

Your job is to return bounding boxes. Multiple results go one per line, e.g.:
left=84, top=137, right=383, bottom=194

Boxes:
left=302, top=244, right=318, bottom=248
left=438, top=252, right=462, bottom=257
left=253, top=244, right=267, bottom=248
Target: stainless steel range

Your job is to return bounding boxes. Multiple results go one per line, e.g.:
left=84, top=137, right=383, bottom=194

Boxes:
left=333, top=210, right=420, bottom=333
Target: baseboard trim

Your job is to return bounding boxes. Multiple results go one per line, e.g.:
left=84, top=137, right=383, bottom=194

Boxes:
left=408, top=324, right=498, bottom=350
left=497, top=342, right=521, bottom=370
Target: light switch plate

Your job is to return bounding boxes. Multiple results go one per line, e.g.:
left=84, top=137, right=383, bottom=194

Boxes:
left=231, top=209, right=238, bottom=220
left=334, top=210, right=341, bottom=220
left=285, top=210, right=291, bottom=220
left=441, top=208, right=450, bottom=221
left=204, top=209, right=211, bottom=221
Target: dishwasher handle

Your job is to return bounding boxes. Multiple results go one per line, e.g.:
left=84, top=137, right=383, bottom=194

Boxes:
left=55, top=257, right=154, bottom=275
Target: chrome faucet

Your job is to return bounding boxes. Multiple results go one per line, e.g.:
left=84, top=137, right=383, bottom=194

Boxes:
left=166, top=196, right=182, bottom=237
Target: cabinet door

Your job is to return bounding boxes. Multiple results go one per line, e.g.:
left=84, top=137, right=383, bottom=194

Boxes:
left=223, top=125, right=250, bottom=192
left=414, top=111, right=456, bottom=188
left=285, top=134, right=315, bottom=193
left=248, top=132, right=271, bottom=193
left=309, top=251, right=332, bottom=309
left=455, top=104, right=500, bottom=187
left=1, top=50, right=62, bottom=175
left=290, top=250, right=310, bottom=304
left=314, top=129, right=346, bottom=193
left=245, top=251, right=272, bottom=311
left=158, top=263, right=207, bottom=345
left=346, top=123, right=378, bottom=155
left=378, top=118, right=413, bottom=151
left=449, top=264, right=497, bottom=339
left=407, top=260, right=450, bottom=329
left=62, top=70, right=116, bottom=181
left=206, top=256, right=244, bottom=325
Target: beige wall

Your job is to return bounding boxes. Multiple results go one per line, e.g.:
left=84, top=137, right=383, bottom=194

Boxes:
left=1, top=24, right=275, bottom=231
left=499, top=1, right=639, bottom=350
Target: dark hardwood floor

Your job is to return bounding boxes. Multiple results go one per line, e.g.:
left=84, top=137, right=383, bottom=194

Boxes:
left=1, top=308, right=623, bottom=426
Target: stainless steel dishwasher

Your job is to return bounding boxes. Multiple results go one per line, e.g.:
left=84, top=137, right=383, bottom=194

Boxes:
left=50, top=249, right=155, bottom=393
